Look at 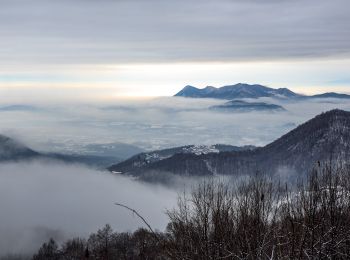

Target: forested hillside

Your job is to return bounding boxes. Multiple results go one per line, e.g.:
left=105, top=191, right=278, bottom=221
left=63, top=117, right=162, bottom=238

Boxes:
left=110, top=109, right=350, bottom=179
left=29, top=163, right=350, bottom=259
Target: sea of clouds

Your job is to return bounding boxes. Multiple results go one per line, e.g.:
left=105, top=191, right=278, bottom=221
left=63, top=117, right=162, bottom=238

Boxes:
left=0, top=96, right=350, bottom=256
left=1, top=96, right=350, bottom=153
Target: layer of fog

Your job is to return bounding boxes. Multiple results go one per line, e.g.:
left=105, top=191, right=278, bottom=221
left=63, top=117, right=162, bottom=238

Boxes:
left=0, top=160, right=178, bottom=256
left=0, top=97, right=350, bottom=154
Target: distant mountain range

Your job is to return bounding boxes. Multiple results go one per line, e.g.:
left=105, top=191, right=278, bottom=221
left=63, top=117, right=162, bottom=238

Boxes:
left=209, top=100, right=285, bottom=112
left=174, top=83, right=350, bottom=100
left=0, top=105, right=39, bottom=112
left=0, top=136, right=140, bottom=168
left=109, top=109, right=350, bottom=179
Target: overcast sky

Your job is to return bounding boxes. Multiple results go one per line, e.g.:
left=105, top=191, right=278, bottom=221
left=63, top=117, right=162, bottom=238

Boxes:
left=0, top=0, right=349, bottom=99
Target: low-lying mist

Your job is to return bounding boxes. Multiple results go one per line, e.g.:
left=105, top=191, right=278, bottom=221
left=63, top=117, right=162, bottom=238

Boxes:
left=0, top=96, right=349, bottom=256
left=0, top=161, right=308, bottom=256
left=1, top=97, right=350, bottom=154
left=0, top=160, right=177, bottom=256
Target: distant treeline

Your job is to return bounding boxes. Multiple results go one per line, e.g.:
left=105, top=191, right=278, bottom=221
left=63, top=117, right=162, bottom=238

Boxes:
left=11, top=163, right=350, bottom=259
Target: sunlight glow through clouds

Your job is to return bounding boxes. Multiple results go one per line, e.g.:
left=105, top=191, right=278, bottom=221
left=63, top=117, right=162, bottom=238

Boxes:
left=0, top=58, right=350, bottom=101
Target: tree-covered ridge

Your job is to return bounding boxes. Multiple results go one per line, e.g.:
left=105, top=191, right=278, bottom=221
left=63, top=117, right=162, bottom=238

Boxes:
left=110, top=109, right=350, bottom=179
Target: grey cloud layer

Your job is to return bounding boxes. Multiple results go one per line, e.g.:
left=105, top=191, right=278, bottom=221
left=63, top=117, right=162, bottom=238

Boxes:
left=0, top=0, right=349, bottom=66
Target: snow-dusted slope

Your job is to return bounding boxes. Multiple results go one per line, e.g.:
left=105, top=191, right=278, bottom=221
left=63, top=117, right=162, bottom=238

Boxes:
left=108, top=144, right=255, bottom=173
left=109, top=109, right=350, bottom=178
left=174, top=83, right=350, bottom=100
left=175, top=83, right=301, bottom=99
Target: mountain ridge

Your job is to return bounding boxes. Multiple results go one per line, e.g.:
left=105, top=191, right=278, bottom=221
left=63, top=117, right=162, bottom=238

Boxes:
left=0, top=135, right=126, bottom=168
left=108, top=144, right=255, bottom=173
left=109, top=109, right=350, bottom=179
left=174, top=83, right=350, bottom=100
left=0, top=135, right=40, bottom=161
left=209, top=100, right=285, bottom=112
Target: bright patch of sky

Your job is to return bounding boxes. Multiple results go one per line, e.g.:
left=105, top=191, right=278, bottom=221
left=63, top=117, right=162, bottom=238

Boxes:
left=0, top=0, right=349, bottom=99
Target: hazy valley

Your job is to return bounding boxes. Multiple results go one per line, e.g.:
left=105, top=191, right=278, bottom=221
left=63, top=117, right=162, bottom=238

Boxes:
left=2, top=0, right=350, bottom=258
left=0, top=84, right=350, bottom=257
